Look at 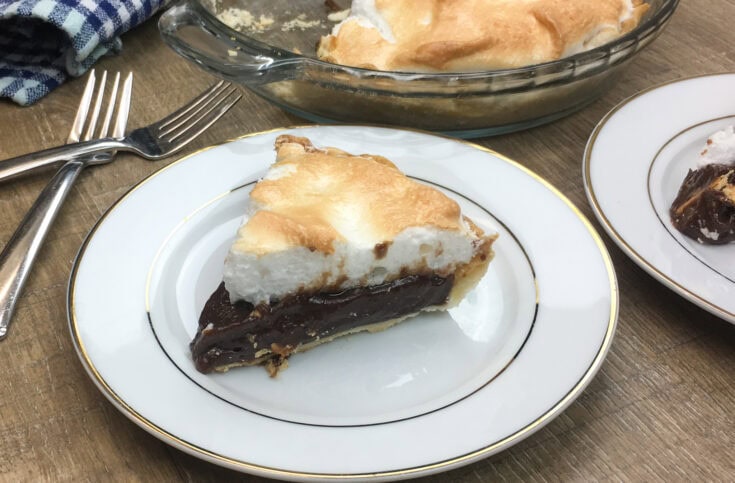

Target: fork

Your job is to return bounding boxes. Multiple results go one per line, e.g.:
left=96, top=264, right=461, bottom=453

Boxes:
left=0, top=80, right=242, bottom=183
left=0, top=70, right=132, bottom=340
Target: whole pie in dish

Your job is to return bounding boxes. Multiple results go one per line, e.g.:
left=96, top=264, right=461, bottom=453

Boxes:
left=190, top=135, right=497, bottom=375
left=317, top=0, right=649, bottom=71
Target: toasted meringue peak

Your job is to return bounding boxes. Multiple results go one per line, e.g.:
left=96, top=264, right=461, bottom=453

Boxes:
left=223, top=135, right=496, bottom=305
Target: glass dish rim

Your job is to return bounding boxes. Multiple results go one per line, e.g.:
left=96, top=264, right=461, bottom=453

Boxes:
left=191, top=0, right=679, bottom=81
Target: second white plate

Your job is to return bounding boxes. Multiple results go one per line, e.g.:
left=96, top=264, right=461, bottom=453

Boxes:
left=584, top=73, right=735, bottom=324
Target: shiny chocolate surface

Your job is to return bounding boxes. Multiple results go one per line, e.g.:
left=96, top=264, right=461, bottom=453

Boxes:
left=191, top=274, right=453, bottom=373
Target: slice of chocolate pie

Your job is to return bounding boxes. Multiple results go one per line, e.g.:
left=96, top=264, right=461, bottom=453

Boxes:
left=669, top=126, right=735, bottom=245
left=670, top=163, right=735, bottom=244
left=191, top=135, right=497, bottom=375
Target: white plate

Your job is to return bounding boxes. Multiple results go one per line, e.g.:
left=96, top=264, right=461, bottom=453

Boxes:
left=584, top=74, right=735, bottom=324
left=69, top=126, right=617, bottom=481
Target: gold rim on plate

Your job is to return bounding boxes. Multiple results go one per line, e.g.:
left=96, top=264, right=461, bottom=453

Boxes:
left=69, top=125, right=618, bottom=480
left=583, top=73, right=735, bottom=321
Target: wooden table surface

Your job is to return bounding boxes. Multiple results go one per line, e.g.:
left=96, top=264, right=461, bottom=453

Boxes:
left=1, top=1, right=733, bottom=481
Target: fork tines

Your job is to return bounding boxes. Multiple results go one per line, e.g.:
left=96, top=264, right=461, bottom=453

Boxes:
left=72, top=69, right=133, bottom=144
left=157, top=81, right=241, bottom=143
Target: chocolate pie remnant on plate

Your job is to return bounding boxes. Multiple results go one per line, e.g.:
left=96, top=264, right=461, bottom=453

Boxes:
left=670, top=126, right=735, bottom=245
left=190, top=135, right=497, bottom=375
left=670, top=164, right=735, bottom=244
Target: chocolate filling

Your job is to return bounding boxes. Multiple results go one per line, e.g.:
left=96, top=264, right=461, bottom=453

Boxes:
left=190, top=274, right=454, bottom=373
left=670, top=163, right=735, bottom=244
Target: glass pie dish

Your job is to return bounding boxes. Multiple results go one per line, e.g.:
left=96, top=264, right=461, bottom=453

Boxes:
left=159, top=0, right=678, bottom=138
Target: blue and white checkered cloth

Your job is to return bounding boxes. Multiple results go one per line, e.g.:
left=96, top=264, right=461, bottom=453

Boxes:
left=0, top=0, right=165, bottom=105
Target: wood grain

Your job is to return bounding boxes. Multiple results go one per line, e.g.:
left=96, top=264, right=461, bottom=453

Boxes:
left=0, top=1, right=733, bottom=481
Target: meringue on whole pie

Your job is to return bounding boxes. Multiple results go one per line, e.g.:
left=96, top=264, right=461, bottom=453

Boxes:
left=317, top=0, right=649, bottom=72
left=190, top=135, right=497, bottom=375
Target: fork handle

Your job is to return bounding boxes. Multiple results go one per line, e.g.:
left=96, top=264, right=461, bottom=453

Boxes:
left=0, top=138, right=125, bottom=183
left=0, top=160, right=85, bottom=339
